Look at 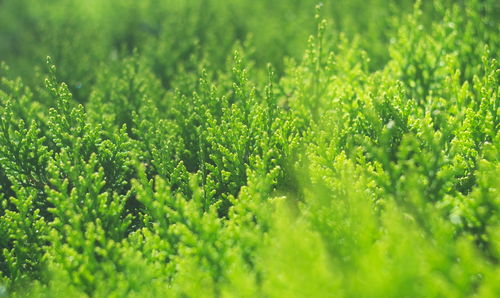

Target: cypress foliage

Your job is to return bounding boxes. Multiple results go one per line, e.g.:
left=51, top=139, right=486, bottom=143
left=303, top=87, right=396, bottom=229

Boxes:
left=0, top=0, right=498, bottom=296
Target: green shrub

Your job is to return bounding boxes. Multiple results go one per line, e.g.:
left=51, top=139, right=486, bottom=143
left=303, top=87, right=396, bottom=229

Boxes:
left=0, top=0, right=498, bottom=297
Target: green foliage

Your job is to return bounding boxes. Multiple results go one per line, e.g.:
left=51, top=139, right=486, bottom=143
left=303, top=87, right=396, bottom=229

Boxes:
left=0, top=0, right=499, bottom=297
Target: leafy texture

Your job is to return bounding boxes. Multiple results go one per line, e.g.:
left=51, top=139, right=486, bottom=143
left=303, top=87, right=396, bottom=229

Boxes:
left=0, top=0, right=499, bottom=297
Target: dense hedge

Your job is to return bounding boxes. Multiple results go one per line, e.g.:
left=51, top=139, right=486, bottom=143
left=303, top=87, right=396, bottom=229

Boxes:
left=0, top=0, right=499, bottom=296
